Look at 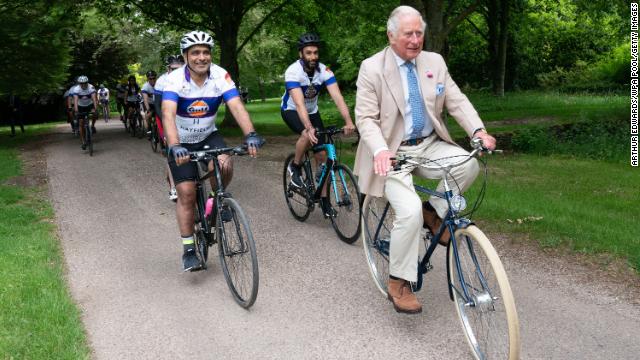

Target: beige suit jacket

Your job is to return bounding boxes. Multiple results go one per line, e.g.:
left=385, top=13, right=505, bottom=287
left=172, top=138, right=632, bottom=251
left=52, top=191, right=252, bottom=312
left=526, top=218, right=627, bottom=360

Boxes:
left=354, top=47, right=485, bottom=197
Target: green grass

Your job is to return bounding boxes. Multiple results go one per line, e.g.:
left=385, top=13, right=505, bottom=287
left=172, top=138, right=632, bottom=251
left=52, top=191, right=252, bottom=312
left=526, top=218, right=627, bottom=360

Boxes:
left=0, top=127, right=90, bottom=359
left=464, top=153, right=639, bottom=269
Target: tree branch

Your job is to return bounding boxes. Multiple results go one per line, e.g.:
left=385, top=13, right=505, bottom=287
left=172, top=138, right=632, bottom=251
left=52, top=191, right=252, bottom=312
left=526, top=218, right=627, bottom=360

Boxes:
left=236, top=0, right=291, bottom=55
left=242, top=0, right=269, bottom=17
left=466, top=18, right=488, bottom=41
left=443, top=0, right=482, bottom=37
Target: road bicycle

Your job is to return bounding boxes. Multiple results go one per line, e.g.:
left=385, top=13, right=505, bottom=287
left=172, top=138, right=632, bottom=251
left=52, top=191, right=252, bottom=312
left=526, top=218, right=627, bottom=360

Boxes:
left=283, top=126, right=362, bottom=243
left=361, top=138, right=520, bottom=360
left=189, top=145, right=259, bottom=308
left=149, top=111, right=161, bottom=153
left=100, top=99, right=110, bottom=123
left=126, top=101, right=144, bottom=138
left=77, top=110, right=94, bottom=156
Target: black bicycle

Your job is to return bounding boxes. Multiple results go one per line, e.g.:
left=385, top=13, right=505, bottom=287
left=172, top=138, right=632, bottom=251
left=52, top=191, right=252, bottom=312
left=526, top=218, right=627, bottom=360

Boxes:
left=77, top=110, right=94, bottom=156
left=189, top=145, right=259, bottom=308
left=149, top=110, right=161, bottom=153
left=126, top=101, right=143, bottom=138
left=283, top=126, right=362, bottom=243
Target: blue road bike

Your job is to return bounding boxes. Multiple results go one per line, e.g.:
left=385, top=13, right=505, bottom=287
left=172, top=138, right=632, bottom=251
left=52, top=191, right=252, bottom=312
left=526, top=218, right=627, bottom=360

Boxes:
left=283, top=126, right=362, bottom=243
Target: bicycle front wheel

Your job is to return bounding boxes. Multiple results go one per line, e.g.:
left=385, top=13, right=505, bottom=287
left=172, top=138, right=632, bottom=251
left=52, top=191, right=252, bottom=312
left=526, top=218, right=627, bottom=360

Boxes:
left=328, top=164, right=362, bottom=244
left=217, top=197, right=259, bottom=308
left=448, top=225, right=520, bottom=360
left=84, top=122, right=93, bottom=156
left=282, top=154, right=312, bottom=221
left=361, top=194, right=392, bottom=297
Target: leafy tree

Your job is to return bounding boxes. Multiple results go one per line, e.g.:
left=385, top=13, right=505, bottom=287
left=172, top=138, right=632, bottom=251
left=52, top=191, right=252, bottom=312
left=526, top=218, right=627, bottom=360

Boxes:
left=116, top=0, right=294, bottom=126
left=401, top=0, right=482, bottom=54
left=0, top=0, right=77, bottom=96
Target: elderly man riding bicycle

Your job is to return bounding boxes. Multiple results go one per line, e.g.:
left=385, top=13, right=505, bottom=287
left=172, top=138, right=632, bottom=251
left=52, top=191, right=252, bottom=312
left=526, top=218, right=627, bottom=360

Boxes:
left=354, top=6, right=496, bottom=314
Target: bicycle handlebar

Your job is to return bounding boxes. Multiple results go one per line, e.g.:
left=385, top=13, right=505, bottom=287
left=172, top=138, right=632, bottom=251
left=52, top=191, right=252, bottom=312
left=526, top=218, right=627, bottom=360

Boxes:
left=314, top=126, right=359, bottom=136
left=393, top=137, right=501, bottom=172
left=189, top=145, right=248, bottom=161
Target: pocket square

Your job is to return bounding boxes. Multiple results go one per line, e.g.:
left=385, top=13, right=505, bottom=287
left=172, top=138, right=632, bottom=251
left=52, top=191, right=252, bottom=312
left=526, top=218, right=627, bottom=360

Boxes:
left=436, top=83, right=445, bottom=96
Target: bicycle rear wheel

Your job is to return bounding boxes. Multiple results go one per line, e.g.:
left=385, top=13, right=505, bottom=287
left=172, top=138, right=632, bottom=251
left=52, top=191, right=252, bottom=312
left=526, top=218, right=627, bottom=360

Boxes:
left=217, top=197, right=259, bottom=308
left=448, top=225, right=520, bottom=360
left=150, top=122, right=159, bottom=152
left=129, top=115, right=136, bottom=137
left=283, top=154, right=312, bottom=221
left=328, top=164, right=362, bottom=244
left=84, top=121, right=93, bottom=156
left=361, top=194, right=392, bottom=296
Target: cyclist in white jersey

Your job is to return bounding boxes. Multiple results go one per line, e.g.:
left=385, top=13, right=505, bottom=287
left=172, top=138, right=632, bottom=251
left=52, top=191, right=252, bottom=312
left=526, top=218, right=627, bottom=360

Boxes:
left=142, top=70, right=157, bottom=135
left=163, top=30, right=265, bottom=272
left=155, top=55, right=184, bottom=202
left=281, top=32, right=355, bottom=216
left=124, top=75, right=141, bottom=125
left=97, top=85, right=110, bottom=121
left=71, top=75, right=98, bottom=149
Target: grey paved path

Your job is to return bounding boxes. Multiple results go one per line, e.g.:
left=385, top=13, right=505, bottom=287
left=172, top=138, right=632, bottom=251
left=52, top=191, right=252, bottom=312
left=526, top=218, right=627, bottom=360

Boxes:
left=44, top=122, right=640, bottom=359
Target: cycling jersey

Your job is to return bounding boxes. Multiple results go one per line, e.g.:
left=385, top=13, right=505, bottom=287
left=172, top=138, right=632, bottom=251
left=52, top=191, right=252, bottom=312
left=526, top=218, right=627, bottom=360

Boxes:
left=125, top=84, right=140, bottom=102
left=98, top=88, right=109, bottom=101
left=153, top=72, right=169, bottom=119
left=154, top=72, right=169, bottom=96
left=162, top=64, right=239, bottom=144
left=281, top=60, right=337, bottom=114
left=71, top=84, right=96, bottom=107
left=142, top=81, right=155, bottom=103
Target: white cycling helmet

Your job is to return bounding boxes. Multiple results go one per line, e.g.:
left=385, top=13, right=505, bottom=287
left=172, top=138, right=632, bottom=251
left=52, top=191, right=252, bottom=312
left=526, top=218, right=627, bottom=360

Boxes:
left=77, top=75, right=88, bottom=84
left=180, top=31, right=214, bottom=53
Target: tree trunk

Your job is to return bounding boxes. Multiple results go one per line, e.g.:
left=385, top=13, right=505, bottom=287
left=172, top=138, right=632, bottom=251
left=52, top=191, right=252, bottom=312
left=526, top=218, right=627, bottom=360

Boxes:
left=218, top=16, right=241, bottom=128
left=488, top=0, right=510, bottom=96
left=423, top=0, right=446, bottom=54
left=495, top=0, right=510, bottom=96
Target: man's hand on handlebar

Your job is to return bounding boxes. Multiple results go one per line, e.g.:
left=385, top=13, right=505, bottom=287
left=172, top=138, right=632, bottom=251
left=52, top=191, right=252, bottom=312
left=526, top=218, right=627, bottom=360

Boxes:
left=303, top=127, right=318, bottom=145
left=244, top=131, right=265, bottom=158
left=473, top=131, right=496, bottom=152
left=342, top=123, right=356, bottom=136
left=169, top=144, right=190, bottom=165
left=373, top=149, right=394, bottom=177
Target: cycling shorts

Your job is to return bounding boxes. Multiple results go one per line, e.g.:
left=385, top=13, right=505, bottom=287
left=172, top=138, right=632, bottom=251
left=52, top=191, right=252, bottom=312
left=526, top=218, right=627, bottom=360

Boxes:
left=77, top=105, right=94, bottom=117
left=126, top=101, right=139, bottom=110
left=168, top=131, right=227, bottom=184
left=281, top=109, right=325, bottom=145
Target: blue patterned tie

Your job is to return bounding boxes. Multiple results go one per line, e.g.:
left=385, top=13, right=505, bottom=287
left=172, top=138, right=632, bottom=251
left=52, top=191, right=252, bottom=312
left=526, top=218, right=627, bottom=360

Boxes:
left=405, top=61, right=425, bottom=138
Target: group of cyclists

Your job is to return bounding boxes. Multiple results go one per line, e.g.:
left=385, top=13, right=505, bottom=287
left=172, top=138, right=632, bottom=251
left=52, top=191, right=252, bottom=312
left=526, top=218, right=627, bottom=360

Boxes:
left=60, top=5, right=493, bottom=319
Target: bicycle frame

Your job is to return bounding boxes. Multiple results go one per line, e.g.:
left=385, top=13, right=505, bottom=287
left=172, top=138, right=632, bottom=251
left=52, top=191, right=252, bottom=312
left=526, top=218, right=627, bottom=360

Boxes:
left=384, top=147, right=494, bottom=304
left=193, top=153, right=228, bottom=242
left=303, top=129, right=355, bottom=207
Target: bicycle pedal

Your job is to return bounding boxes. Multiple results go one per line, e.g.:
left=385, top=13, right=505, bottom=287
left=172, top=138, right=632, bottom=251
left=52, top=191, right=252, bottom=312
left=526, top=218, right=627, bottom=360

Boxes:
left=188, top=264, right=206, bottom=272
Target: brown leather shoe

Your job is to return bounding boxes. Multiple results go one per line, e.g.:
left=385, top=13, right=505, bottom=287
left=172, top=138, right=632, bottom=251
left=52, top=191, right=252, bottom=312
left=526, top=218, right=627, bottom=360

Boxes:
left=422, top=201, right=450, bottom=246
left=387, top=278, right=422, bottom=314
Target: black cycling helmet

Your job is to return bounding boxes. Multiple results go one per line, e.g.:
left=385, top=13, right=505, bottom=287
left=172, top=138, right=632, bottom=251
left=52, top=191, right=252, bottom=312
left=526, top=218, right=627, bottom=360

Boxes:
left=146, top=70, right=157, bottom=78
left=297, top=33, right=321, bottom=50
left=166, top=54, right=185, bottom=66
